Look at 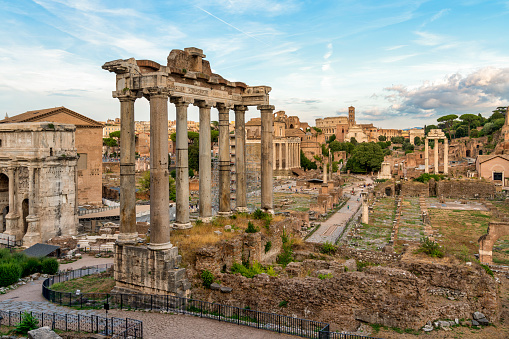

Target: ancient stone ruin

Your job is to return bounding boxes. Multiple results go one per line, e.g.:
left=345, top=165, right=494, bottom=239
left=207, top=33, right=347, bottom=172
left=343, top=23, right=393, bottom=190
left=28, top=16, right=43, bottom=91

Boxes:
left=103, top=47, right=276, bottom=295
left=0, top=122, right=78, bottom=247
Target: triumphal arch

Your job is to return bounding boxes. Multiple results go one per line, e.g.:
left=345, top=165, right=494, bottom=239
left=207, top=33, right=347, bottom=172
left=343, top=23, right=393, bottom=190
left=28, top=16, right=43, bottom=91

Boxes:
left=103, top=47, right=275, bottom=295
left=0, top=122, right=78, bottom=247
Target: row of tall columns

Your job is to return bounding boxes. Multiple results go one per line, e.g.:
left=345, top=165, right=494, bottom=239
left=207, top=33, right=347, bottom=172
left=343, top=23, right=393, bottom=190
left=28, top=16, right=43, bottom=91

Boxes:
left=274, top=141, right=300, bottom=170
left=424, top=137, right=449, bottom=174
left=115, top=95, right=275, bottom=249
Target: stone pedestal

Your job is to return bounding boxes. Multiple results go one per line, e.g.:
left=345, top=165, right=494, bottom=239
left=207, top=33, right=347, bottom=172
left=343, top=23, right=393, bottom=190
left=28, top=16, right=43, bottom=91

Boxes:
left=4, top=214, right=20, bottom=239
left=22, top=215, right=41, bottom=247
left=113, top=244, right=190, bottom=296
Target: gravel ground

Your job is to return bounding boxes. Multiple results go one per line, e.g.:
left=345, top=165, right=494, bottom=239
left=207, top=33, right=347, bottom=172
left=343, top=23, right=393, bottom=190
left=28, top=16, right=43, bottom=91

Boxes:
left=108, top=310, right=300, bottom=339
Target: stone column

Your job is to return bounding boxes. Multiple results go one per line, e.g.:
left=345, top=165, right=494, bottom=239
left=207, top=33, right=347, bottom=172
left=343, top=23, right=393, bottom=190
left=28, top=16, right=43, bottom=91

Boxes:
left=114, top=94, right=139, bottom=244
left=278, top=142, right=282, bottom=170
left=234, top=105, right=248, bottom=212
left=4, top=167, right=18, bottom=236
left=434, top=138, right=439, bottom=174
left=322, top=156, right=328, bottom=184
left=361, top=192, right=369, bottom=224
left=260, top=105, right=275, bottom=213
left=23, top=166, right=40, bottom=246
left=424, top=138, right=429, bottom=174
left=273, top=142, right=277, bottom=170
left=217, top=103, right=231, bottom=215
left=285, top=142, right=289, bottom=170
left=444, top=138, right=449, bottom=175
left=197, top=101, right=213, bottom=221
left=172, top=97, right=193, bottom=229
left=147, top=88, right=172, bottom=250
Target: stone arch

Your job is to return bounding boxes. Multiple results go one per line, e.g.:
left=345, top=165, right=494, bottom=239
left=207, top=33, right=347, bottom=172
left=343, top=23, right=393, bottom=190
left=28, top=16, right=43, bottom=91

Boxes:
left=479, top=222, right=509, bottom=264
left=289, top=124, right=294, bottom=129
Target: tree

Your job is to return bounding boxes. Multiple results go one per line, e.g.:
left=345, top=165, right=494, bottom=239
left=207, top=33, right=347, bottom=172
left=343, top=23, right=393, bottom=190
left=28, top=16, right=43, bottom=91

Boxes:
left=437, top=114, right=458, bottom=138
left=211, top=121, right=219, bottom=130
left=139, top=171, right=176, bottom=201
left=312, top=127, right=322, bottom=133
left=300, top=151, right=317, bottom=170
left=425, top=124, right=438, bottom=135
left=414, top=136, right=422, bottom=146
left=211, top=130, right=219, bottom=142
left=390, top=136, right=404, bottom=144
left=329, top=140, right=341, bottom=153
left=378, top=135, right=387, bottom=141
left=103, top=137, right=117, bottom=157
left=109, top=130, right=121, bottom=139
left=350, top=137, right=358, bottom=145
left=327, top=134, right=336, bottom=143
left=345, top=143, right=384, bottom=173
left=321, top=144, right=329, bottom=156
left=460, top=114, right=481, bottom=137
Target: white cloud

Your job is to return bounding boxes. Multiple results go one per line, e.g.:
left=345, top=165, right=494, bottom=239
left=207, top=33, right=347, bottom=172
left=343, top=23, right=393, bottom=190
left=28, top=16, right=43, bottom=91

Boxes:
left=193, top=0, right=300, bottom=16
left=413, top=31, right=447, bottom=46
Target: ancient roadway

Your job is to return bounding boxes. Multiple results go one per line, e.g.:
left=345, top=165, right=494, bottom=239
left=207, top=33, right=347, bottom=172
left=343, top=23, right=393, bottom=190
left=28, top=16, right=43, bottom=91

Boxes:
left=306, top=175, right=372, bottom=244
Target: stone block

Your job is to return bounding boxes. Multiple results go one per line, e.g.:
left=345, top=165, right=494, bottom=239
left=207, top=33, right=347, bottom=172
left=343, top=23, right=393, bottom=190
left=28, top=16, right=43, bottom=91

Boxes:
left=28, top=326, right=62, bottom=339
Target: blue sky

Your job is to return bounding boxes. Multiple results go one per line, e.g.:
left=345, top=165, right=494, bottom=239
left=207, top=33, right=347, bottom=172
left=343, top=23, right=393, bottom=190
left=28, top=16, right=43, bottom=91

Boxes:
left=1, top=0, right=509, bottom=129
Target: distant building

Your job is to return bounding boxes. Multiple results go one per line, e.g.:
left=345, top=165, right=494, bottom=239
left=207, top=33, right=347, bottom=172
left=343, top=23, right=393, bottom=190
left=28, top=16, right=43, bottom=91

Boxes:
left=476, top=154, right=509, bottom=186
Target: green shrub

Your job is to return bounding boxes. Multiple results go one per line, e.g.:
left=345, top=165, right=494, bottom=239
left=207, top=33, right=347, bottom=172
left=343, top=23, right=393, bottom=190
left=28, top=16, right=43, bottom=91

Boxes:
left=15, top=312, right=39, bottom=334
left=481, top=264, right=494, bottom=277
left=417, top=237, right=444, bottom=258
left=252, top=209, right=270, bottom=220
left=245, top=222, right=259, bottom=233
left=201, top=269, right=214, bottom=288
left=231, top=261, right=276, bottom=278
left=22, top=257, right=42, bottom=277
left=40, top=258, right=59, bottom=275
left=320, top=241, right=337, bottom=255
left=264, top=241, right=272, bottom=253
left=195, top=219, right=203, bottom=225
left=318, top=273, right=333, bottom=280
left=0, top=248, right=12, bottom=261
left=277, top=236, right=293, bottom=268
left=278, top=300, right=288, bottom=307
left=229, top=214, right=237, bottom=220
left=0, top=262, right=22, bottom=287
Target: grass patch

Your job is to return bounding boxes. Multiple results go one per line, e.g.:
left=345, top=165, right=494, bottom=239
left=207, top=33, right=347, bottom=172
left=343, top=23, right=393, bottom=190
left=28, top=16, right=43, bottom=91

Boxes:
left=230, top=261, right=277, bottom=278
left=50, top=273, right=115, bottom=294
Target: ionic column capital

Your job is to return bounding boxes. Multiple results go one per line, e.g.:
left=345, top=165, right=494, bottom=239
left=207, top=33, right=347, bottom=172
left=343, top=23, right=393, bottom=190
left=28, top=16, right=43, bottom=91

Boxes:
left=115, top=91, right=142, bottom=102
left=216, top=102, right=233, bottom=113
left=170, top=96, right=194, bottom=107
left=258, top=104, right=275, bottom=112
left=234, top=105, right=248, bottom=113
left=195, top=100, right=215, bottom=109
left=143, top=87, right=171, bottom=99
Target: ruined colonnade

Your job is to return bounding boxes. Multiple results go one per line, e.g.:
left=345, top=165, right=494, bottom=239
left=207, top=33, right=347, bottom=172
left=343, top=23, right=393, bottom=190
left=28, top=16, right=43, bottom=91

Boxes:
left=424, top=129, right=448, bottom=175
left=274, top=138, right=301, bottom=171
left=104, top=48, right=275, bottom=251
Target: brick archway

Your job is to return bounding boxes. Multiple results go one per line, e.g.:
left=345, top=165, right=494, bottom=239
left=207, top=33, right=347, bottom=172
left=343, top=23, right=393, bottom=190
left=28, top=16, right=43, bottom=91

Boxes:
left=478, top=222, right=509, bottom=264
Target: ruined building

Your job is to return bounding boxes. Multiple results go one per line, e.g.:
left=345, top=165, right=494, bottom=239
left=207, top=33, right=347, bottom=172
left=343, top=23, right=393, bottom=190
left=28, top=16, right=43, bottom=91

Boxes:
left=0, top=122, right=78, bottom=247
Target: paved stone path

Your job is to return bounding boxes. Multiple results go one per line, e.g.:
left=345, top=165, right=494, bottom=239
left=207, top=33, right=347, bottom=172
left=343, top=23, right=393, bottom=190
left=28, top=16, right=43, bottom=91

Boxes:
left=306, top=175, right=372, bottom=244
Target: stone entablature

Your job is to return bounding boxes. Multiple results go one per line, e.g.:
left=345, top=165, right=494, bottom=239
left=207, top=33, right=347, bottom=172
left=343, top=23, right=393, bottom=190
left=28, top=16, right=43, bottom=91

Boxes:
left=0, top=122, right=78, bottom=246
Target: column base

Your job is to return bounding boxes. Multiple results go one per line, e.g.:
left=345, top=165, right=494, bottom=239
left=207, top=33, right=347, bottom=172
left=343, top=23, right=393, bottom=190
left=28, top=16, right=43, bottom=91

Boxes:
left=173, top=222, right=192, bottom=230
left=147, top=241, right=173, bottom=251
left=236, top=207, right=249, bottom=213
left=218, top=211, right=232, bottom=217
left=117, top=232, right=139, bottom=245
left=22, top=232, right=41, bottom=247
left=4, top=214, right=20, bottom=239
left=198, top=216, right=213, bottom=223
left=262, top=208, right=274, bottom=215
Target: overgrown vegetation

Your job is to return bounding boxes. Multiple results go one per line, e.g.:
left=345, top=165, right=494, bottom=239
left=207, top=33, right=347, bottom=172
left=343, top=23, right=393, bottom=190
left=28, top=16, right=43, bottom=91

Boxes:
left=201, top=269, right=214, bottom=288
left=318, top=273, right=333, bottom=280
left=480, top=264, right=494, bottom=277
left=264, top=241, right=272, bottom=253
left=50, top=273, right=115, bottom=294
left=15, top=312, right=39, bottom=334
left=417, top=237, right=444, bottom=258
left=276, top=231, right=294, bottom=267
left=0, top=249, right=59, bottom=287
left=320, top=241, right=337, bottom=255
left=138, top=170, right=176, bottom=201
left=230, top=261, right=277, bottom=278
left=414, top=173, right=445, bottom=183
left=245, top=221, right=259, bottom=233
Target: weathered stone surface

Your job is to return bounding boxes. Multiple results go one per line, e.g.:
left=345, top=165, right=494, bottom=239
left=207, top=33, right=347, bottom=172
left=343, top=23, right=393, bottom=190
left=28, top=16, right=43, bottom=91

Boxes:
left=210, top=283, right=221, bottom=290
left=220, top=286, right=233, bottom=293
left=28, top=326, right=62, bottom=339
left=472, top=319, right=480, bottom=326
left=344, top=259, right=357, bottom=272
left=473, top=311, right=485, bottom=320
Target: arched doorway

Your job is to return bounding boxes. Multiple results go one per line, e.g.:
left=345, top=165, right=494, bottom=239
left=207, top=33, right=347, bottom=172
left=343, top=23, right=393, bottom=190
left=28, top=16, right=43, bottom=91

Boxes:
left=0, top=174, right=9, bottom=233
left=466, top=150, right=471, bottom=157
left=22, top=199, right=29, bottom=236
left=289, top=124, right=294, bottom=129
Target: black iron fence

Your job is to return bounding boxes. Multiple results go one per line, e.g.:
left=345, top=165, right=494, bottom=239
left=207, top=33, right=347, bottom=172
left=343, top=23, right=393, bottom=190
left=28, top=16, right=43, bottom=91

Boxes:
left=0, top=309, right=142, bottom=338
left=43, top=265, right=378, bottom=339
left=0, top=238, right=23, bottom=249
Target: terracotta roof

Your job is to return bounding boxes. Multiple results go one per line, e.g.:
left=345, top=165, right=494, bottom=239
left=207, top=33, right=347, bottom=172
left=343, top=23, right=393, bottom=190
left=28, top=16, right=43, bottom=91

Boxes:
left=476, top=154, right=509, bottom=164
left=0, top=107, right=103, bottom=128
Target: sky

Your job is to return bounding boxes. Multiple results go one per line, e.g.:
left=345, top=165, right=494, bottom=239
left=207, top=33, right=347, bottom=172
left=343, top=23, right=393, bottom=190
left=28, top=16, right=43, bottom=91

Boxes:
left=1, top=0, right=509, bottom=129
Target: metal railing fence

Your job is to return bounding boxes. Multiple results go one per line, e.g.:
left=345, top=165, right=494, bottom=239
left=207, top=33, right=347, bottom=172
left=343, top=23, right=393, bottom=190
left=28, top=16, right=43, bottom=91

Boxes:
left=0, top=309, right=142, bottom=338
left=43, top=265, right=377, bottom=339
